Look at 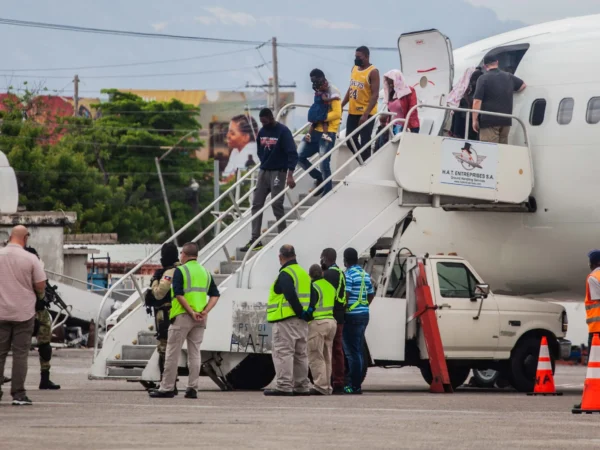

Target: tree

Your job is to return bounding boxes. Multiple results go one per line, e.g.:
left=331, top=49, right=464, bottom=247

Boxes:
left=2, top=88, right=214, bottom=243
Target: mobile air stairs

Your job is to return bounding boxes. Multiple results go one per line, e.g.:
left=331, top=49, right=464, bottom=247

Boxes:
left=89, top=29, right=536, bottom=390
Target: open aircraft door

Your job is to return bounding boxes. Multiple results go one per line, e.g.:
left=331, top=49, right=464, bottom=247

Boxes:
left=398, top=29, right=454, bottom=136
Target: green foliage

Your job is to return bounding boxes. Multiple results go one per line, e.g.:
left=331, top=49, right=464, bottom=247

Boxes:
left=1, top=87, right=214, bottom=243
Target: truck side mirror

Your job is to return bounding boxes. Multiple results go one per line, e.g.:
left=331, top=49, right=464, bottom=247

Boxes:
left=472, top=284, right=490, bottom=320
left=473, top=284, right=490, bottom=300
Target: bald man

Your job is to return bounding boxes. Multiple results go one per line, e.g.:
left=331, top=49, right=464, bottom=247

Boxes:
left=0, top=226, right=46, bottom=406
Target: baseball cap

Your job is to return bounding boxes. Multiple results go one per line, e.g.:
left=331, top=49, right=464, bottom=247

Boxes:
left=588, top=250, right=600, bottom=265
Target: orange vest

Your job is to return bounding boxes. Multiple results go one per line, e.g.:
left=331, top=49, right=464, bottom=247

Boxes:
left=585, top=270, right=600, bottom=333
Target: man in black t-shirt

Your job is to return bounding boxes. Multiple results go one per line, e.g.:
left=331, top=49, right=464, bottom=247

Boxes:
left=473, top=54, right=527, bottom=144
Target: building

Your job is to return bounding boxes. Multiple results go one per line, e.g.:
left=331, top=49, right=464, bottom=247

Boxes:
left=122, top=89, right=295, bottom=164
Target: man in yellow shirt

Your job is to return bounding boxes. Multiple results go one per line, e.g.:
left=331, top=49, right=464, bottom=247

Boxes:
left=341, top=46, right=380, bottom=161
left=297, top=69, right=342, bottom=197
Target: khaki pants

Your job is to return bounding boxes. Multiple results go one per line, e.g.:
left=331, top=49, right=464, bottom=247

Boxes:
left=480, top=126, right=510, bottom=144
left=159, top=314, right=205, bottom=392
left=272, top=317, right=310, bottom=393
left=0, top=317, right=35, bottom=400
left=308, top=319, right=337, bottom=395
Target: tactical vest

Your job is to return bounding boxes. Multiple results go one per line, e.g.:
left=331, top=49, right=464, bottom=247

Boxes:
left=170, top=260, right=211, bottom=320
left=267, top=264, right=311, bottom=323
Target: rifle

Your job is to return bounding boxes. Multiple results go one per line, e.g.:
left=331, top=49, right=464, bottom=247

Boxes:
left=44, top=283, right=72, bottom=318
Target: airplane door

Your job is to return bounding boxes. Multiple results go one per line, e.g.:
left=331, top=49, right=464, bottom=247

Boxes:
left=398, top=29, right=454, bottom=136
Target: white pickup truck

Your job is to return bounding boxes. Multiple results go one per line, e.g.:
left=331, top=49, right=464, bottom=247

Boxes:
left=363, top=252, right=571, bottom=392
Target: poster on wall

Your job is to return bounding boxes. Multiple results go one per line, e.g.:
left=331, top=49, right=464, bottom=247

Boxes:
left=440, top=138, right=498, bottom=190
left=218, top=113, right=260, bottom=185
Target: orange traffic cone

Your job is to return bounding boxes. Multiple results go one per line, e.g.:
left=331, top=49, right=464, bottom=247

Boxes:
left=573, top=334, right=600, bottom=414
left=527, top=336, right=562, bottom=396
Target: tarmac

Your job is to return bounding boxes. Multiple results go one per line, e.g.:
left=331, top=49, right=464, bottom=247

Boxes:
left=0, top=349, right=598, bottom=450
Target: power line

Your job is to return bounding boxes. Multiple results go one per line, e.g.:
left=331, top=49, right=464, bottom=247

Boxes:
left=0, top=119, right=207, bottom=134
left=0, top=18, right=397, bottom=51
left=280, top=46, right=348, bottom=67
left=2, top=63, right=269, bottom=80
left=15, top=170, right=215, bottom=176
left=1, top=134, right=203, bottom=150
left=0, top=48, right=255, bottom=73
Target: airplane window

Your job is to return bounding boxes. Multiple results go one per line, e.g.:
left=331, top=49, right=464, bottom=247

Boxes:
left=586, top=97, right=600, bottom=124
left=557, top=98, right=574, bottom=125
left=480, top=44, right=530, bottom=74
left=529, top=99, right=546, bottom=126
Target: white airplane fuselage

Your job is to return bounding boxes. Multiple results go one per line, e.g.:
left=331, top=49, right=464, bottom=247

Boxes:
left=401, top=16, right=600, bottom=297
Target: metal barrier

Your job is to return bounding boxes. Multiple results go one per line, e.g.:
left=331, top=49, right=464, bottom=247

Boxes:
left=402, top=104, right=534, bottom=188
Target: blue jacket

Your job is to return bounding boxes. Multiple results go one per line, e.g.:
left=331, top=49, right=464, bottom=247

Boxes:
left=257, top=123, right=298, bottom=171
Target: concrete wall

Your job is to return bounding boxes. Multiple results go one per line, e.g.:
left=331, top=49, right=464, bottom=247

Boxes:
left=0, top=226, right=66, bottom=274
left=64, top=254, right=89, bottom=283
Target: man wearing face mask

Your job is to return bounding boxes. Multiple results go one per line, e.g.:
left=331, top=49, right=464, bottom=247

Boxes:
left=341, top=46, right=380, bottom=162
left=241, top=108, right=298, bottom=253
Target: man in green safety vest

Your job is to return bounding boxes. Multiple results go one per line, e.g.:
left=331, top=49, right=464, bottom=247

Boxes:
left=320, top=248, right=347, bottom=394
left=264, top=245, right=317, bottom=396
left=307, top=264, right=338, bottom=395
left=150, top=242, right=220, bottom=399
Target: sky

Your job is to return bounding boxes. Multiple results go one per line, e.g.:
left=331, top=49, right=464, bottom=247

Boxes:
left=1, top=0, right=599, bottom=119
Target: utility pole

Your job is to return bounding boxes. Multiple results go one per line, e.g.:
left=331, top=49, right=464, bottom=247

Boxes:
left=271, top=37, right=280, bottom=114
left=73, top=74, right=80, bottom=117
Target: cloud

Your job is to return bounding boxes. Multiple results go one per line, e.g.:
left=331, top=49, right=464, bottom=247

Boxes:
left=194, top=16, right=217, bottom=26
left=298, top=18, right=361, bottom=30
left=204, top=6, right=257, bottom=27
left=464, top=0, right=600, bottom=24
left=151, top=22, right=169, bottom=32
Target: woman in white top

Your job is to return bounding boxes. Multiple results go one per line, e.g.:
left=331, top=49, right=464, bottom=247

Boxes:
left=222, top=114, right=259, bottom=183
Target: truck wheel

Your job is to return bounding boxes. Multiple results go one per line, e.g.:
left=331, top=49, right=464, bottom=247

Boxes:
left=419, top=362, right=470, bottom=390
left=509, top=336, right=555, bottom=393
left=225, top=354, right=275, bottom=390
left=471, top=369, right=500, bottom=388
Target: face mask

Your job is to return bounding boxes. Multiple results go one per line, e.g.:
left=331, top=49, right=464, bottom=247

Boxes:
left=354, top=58, right=363, bottom=67
left=321, top=263, right=328, bottom=271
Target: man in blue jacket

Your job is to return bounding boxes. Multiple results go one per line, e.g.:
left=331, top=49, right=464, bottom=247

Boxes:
left=241, top=108, right=298, bottom=253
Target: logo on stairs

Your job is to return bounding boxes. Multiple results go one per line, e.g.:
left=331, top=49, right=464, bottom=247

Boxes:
left=440, top=138, right=498, bottom=190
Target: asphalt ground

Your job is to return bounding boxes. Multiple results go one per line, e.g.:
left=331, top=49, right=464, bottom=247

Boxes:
left=0, top=350, right=598, bottom=450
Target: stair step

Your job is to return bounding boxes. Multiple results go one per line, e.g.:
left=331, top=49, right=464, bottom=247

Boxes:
left=267, top=219, right=295, bottom=228
left=263, top=233, right=279, bottom=244
left=283, top=205, right=311, bottom=216
left=298, top=194, right=320, bottom=206
left=122, top=345, right=155, bottom=361
left=220, top=260, right=242, bottom=275
left=213, top=273, right=230, bottom=285
left=107, top=359, right=149, bottom=368
left=107, top=367, right=143, bottom=378
left=137, top=331, right=158, bottom=346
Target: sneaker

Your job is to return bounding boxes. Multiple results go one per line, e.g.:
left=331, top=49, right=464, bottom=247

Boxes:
left=309, top=388, right=325, bottom=396
left=184, top=388, right=197, bottom=399
left=148, top=390, right=176, bottom=398
left=343, top=386, right=363, bottom=395
left=240, top=240, right=263, bottom=253
left=332, top=387, right=345, bottom=395
left=12, top=396, right=33, bottom=406
left=308, top=180, right=324, bottom=197
left=263, top=389, right=294, bottom=397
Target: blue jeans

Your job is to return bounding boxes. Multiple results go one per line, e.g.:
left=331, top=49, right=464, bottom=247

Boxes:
left=297, top=131, right=335, bottom=195
left=342, top=313, right=369, bottom=389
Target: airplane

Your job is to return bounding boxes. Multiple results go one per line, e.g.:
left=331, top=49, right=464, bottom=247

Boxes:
left=391, top=15, right=600, bottom=344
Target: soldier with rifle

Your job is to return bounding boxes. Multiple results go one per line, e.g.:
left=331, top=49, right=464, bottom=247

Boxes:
left=144, top=242, right=180, bottom=387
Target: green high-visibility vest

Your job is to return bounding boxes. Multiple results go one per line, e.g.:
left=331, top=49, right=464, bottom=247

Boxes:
left=311, top=278, right=336, bottom=321
left=330, top=266, right=347, bottom=306
left=267, top=264, right=311, bottom=323
left=170, top=260, right=211, bottom=320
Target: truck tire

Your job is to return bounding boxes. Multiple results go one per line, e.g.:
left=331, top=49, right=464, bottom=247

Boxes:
left=419, top=362, right=470, bottom=390
left=509, top=336, right=555, bottom=393
left=471, top=369, right=500, bottom=388
left=225, top=354, right=275, bottom=390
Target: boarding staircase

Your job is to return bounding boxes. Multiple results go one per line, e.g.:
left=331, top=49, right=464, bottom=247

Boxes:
left=88, top=99, right=535, bottom=387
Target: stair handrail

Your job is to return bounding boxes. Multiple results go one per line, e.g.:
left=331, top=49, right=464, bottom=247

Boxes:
left=403, top=104, right=534, bottom=189
left=194, top=112, right=396, bottom=283
left=93, top=119, right=312, bottom=359
left=189, top=121, right=312, bottom=246
left=242, top=117, right=407, bottom=288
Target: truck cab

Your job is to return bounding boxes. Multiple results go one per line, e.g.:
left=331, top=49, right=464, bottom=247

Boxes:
left=365, top=252, right=570, bottom=392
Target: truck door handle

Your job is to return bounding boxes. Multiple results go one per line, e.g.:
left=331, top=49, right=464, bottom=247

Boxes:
left=439, top=303, right=452, bottom=309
